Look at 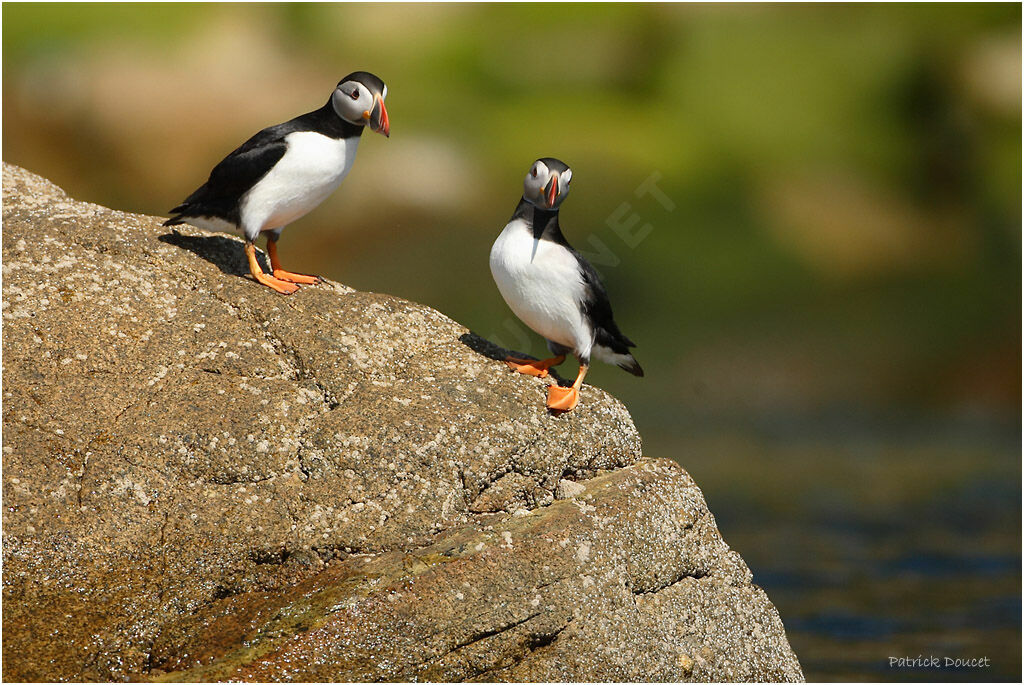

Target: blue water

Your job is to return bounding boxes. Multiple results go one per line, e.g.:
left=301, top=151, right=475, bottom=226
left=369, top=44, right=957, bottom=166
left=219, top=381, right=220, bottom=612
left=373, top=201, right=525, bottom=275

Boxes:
left=669, top=417, right=1021, bottom=682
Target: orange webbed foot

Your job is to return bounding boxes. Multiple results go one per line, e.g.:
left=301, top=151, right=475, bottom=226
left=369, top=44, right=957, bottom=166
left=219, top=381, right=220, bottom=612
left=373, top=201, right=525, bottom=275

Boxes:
left=266, top=240, right=319, bottom=285
left=546, top=385, right=580, bottom=412
left=272, top=269, right=320, bottom=285
left=504, top=354, right=565, bottom=378
left=246, top=243, right=300, bottom=294
left=256, top=273, right=300, bottom=294
left=546, top=363, right=588, bottom=413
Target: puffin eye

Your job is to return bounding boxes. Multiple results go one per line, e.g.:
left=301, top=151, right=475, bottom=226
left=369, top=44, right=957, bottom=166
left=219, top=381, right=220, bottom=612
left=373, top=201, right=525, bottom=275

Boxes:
left=531, top=168, right=538, bottom=178
left=350, top=89, right=360, bottom=100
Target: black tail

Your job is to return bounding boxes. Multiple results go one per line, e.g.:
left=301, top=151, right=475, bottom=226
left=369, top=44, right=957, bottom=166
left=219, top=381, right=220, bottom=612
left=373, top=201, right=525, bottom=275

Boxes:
left=595, top=327, right=644, bottom=377
left=618, top=354, right=644, bottom=377
left=162, top=201, right=192, bottom=227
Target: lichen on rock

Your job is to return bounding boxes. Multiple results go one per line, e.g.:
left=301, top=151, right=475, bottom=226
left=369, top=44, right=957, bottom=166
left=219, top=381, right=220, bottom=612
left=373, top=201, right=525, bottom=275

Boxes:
left=1, top=163, right=803, bottom=682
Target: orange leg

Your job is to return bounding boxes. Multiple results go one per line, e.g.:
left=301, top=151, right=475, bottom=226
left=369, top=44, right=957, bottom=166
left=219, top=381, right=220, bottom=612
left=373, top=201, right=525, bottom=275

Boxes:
left=547, top=363, right=588, bottom=412
left=505, top=354, right=565, bottom=378
left=246, top=243, right=299, bottom=294
left=268, top=240, right=320, bottom=285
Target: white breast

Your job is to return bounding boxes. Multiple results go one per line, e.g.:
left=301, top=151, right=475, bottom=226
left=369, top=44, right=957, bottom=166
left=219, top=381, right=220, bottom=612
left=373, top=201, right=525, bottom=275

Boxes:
left=240, top=131, right=359, bottom=237
left=489, top=218, right=592, bottom=356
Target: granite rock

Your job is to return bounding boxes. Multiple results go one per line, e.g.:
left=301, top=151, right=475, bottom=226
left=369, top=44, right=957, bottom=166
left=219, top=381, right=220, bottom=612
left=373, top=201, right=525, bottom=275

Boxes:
left=1, top=163, right=802, bottom=682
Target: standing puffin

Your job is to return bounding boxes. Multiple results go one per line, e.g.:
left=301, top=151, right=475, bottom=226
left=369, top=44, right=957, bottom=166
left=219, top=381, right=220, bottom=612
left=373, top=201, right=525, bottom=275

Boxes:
left=489, top=157, right=643, bottom=412
left=163, top=71, right=390, bottom=294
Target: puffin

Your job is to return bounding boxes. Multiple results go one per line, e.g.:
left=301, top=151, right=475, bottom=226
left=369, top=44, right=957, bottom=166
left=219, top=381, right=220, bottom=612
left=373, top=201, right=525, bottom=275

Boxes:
left=163, top=71, right=390, bottom=294
left=489, top=157, right=643, bottom=412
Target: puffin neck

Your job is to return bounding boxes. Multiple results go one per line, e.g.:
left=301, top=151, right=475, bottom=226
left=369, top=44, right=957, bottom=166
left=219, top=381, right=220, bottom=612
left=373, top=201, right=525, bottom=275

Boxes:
left=512, top=197, right=561, bottom=241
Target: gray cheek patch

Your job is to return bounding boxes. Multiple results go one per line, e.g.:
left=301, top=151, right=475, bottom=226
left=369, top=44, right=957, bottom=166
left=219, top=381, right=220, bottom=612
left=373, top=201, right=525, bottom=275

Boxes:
left=331, top=88, right=347, bottom=118
left=331, top=86, right=363, bottom=124
left=523, top=176, right=541, bottom=199
left=522, top=163, right=550, bottom=199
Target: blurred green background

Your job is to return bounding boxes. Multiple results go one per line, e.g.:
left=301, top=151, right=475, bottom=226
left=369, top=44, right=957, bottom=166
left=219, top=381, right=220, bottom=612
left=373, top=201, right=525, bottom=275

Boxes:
left=3, top=3, right=1020, bottom=681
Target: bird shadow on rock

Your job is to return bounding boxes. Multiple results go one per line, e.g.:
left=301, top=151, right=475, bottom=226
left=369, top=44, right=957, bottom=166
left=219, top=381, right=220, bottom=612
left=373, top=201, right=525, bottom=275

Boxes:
left=458, top=332, right=569, bottom=385
left=158, top=231, right=270, bottom=279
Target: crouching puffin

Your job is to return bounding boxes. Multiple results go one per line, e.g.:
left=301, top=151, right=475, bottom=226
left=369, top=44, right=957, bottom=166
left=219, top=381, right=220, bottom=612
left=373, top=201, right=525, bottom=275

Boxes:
left=489, top=158, right=643, bottom=412
left=163, top=71, right=390, bottom=294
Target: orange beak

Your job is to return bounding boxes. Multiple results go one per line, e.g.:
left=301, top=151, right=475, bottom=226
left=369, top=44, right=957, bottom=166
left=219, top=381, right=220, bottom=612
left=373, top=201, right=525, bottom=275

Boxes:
left=367, top=94, right=390, bottom=137
left=545, top=172, right=559, bottom=208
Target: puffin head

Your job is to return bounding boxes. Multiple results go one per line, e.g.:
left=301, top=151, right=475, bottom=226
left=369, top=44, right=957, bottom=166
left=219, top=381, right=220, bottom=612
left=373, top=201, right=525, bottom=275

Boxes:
left=331, top=71, right=390, bottom=137
left=522, top=157, right=572, bottom=210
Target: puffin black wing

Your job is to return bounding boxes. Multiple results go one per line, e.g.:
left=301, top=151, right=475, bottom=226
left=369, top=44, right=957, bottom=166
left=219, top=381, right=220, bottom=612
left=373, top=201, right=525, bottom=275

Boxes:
left=525, top=204, right=644, bottom=377
left=574, top=254, right=644, bottom=377
left=163, top=104, right=361, bottom=228
left=164, top=128, right=289, bottom=227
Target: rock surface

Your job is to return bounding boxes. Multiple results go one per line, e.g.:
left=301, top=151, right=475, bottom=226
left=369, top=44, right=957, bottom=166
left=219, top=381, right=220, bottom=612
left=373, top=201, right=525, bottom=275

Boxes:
left=1, top=163, right=803, bottom=682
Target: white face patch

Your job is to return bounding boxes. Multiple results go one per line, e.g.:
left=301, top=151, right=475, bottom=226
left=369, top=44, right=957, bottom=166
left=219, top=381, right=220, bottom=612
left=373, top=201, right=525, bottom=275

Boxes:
left=522, top=160, right=571, bottom=210
left=523, top=160, right=550, bottom=201
left=332, top=81, right=373, bottom=124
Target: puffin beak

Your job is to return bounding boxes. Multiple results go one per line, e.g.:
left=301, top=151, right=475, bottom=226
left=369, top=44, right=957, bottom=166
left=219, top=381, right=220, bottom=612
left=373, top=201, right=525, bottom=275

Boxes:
left=545, top=173, right=559, bottom=208
left=366, top=94, right=390, bottom=137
